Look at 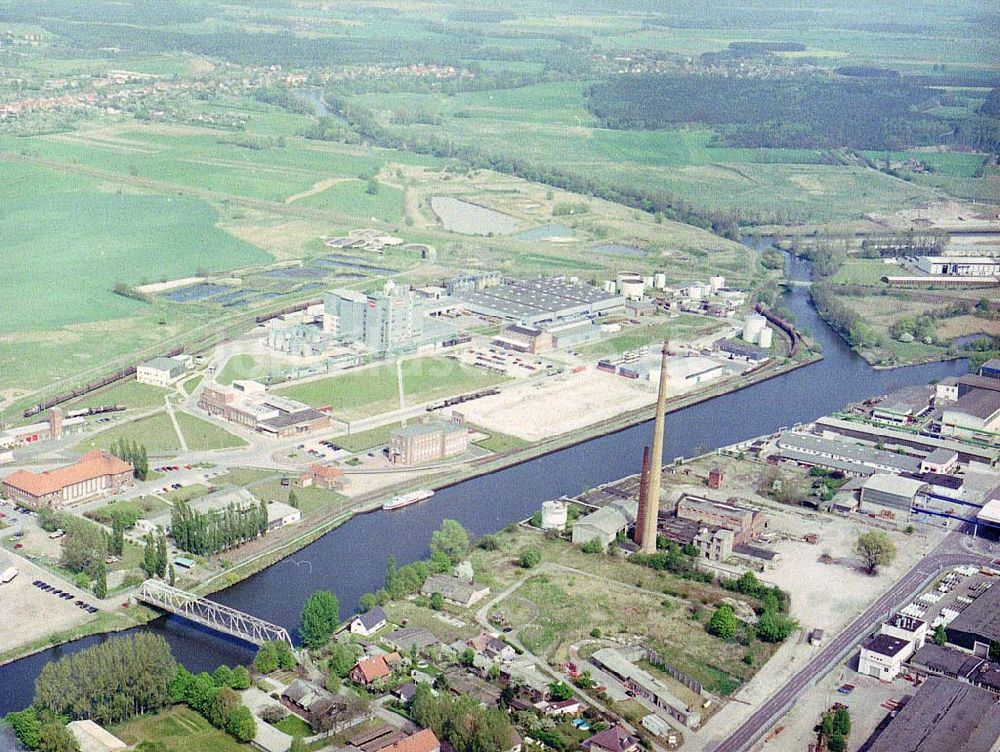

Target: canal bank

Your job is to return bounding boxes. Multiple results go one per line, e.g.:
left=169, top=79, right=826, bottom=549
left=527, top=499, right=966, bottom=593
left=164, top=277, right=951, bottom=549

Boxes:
left=0, top=243, right=970, bottom=712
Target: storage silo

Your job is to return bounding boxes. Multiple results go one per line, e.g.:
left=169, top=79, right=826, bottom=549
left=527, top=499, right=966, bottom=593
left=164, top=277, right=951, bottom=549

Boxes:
left=616, top=272, right=646, bottom=301
left=653, top=272, right=667, bottom=289
left=709, top=275, right=725, bottom=292
left=742, top=313, right=767, bottom=344
left=541, top=500, right=568, bottom=531
left=757, top=326, right=773, bottom=349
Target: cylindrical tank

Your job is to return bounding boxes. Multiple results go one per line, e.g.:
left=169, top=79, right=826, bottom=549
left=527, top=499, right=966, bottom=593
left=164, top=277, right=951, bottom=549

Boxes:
left=654, top=272, right=667, bottom=290
left=541, top=500, right=568, bottom=531
left=743, top=313, right=767, bottom=344
left=616, top=272, right=645, bottom=300
left=757, top=326, right=773, bottom=349
left=709, top=275, right=725, bottom=292
left=643, top=275, right=654, bottom=288
left=603, top=280, right=617, bottom=294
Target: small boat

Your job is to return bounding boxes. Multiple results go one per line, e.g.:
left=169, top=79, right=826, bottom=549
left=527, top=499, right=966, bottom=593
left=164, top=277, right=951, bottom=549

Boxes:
left=382, top=489, right=434, bottom=511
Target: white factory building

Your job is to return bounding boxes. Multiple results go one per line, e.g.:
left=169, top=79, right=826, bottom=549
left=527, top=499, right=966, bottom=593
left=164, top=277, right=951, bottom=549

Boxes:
left=916, top=256, right=1000, bottom=277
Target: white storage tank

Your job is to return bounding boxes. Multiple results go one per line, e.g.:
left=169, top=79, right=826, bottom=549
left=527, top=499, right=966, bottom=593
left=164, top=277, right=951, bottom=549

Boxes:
left=643, top=275, right=654, bottom=288
left=709, top=275, right=725, bottom=292
left=617, top=272, right=646, bottom=301
left=757, top=326, right=773, bottom=349
left=653, top=272, right=667, bottom=290
left=742, top=313, right=767, bottom=344
left=603, top=280, right=617, bottom=294
left=541, top=500, right=568, bottom=531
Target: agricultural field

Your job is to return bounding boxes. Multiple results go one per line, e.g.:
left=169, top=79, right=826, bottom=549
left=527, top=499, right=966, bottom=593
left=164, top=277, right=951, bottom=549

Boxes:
left=111, top=705, right=251, bottom=752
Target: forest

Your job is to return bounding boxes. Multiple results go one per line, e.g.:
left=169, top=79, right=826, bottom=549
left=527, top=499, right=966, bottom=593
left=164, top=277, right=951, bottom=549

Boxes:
left=585, top=74, right=998, bottom=151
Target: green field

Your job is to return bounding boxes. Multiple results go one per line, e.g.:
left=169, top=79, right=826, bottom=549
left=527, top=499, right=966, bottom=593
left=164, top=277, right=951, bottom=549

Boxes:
left=295, top=179, right=405, bottom=222
left=0, top=185, right=270, bottom=333
left=111, top=705, right=252, bottom=752
left=335, top=421, right=403, bottom=453
left=175, top=411, right=248, bottom=451
left=274, top=363, right=399, bottom=417
left=75, top=411, right=181, bottom=455
left=274, top=714, right=313, bottom=737
left=67, top=380, right=172, bottom=411
left=827, top=259, right=893, bottom=286
left=575, top=315, right=728, bottom=358
left=255, top=477, right=347, bottom=517
left=400, top=356, right=507, bottom=405
left=216, top=355, right=269, bottom=386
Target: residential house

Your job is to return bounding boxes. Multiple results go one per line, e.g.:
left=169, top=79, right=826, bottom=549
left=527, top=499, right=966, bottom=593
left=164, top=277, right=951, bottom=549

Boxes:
left=582, top=726, right=640, bottom=752
left=420, top=574, right=490, bottom=608
left=350, top=606, right=388, bottom=637
left=469, top=632, right=516, bottom=663
left=350, top=653, right=400, bottom=685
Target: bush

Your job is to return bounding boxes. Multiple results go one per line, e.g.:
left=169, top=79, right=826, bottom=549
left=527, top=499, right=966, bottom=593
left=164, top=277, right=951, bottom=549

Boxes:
left=707, top=605, right=738, bottom=640
left=258, top=705, right=287, bottom=724
left=581, top=538, right=604, bottom=554
left=226, top=705, right=257, bottom=743
left=519, top=546, right=542, bottom=569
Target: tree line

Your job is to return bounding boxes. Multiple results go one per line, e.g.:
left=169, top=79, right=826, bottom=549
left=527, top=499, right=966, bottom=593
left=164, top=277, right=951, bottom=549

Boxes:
left=170, top=498, right=268, bottom=556
left=5, top=633, right=258, bottom=750
left=584, top=73, right=997, bottom=153
left=108, top=437, right=149, bottom=481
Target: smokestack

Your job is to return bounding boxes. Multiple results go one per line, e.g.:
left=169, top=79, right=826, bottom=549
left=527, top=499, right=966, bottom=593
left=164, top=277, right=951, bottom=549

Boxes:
left=634, top=446, right=651, bottom=547
left=641, top=340, right=669, bottom=553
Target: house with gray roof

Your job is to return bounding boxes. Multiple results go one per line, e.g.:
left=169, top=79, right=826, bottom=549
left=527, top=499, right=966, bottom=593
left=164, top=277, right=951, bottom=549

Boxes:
left=571, top=500, right=638, bottom=547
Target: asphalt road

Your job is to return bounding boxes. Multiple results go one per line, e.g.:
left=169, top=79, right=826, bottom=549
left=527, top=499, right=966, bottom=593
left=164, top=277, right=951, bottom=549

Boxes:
left=709, top=538, right=991, bottom=752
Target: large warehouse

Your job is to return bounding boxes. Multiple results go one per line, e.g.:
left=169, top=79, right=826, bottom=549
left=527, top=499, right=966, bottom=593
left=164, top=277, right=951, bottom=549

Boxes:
left=450, top=276, right=624, bottom=326
left=2, top=450, right=133, bottom=509
left=946, top=583, right=1000, bottom=656
left=864, top=676, right=1000, bottom=752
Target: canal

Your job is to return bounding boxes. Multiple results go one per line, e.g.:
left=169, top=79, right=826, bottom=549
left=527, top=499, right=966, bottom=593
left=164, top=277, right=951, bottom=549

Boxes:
left=0, top=240, right=969, bottom=713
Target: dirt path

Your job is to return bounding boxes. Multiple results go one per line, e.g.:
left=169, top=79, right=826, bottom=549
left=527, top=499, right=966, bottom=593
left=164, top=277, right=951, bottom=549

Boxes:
left=284, top=177, right=343, bottom=204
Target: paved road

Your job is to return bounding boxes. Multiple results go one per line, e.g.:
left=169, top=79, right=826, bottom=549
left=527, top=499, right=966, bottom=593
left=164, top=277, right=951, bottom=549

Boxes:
left=709, top=538, right=990, bottom=752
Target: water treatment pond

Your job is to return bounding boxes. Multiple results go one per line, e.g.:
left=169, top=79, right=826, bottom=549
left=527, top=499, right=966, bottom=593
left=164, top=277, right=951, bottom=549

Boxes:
left=430, top=196, right=522, bottom=235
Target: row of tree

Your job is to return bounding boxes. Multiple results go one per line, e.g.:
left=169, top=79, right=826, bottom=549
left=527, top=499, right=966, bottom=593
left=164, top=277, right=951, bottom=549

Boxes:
left=141, top=531, right=169, bottom=580
left=108, top=438, right=149, bottom=481
left=170, top=499, right=268, bottom=555
left=169, top=667, right=256, bottom=743
left=32, top=634, right=177, bottom=725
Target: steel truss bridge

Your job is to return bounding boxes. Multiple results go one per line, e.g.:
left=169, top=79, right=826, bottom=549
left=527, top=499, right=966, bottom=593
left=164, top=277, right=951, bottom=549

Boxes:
left=136, top=580, right=293, bottom=647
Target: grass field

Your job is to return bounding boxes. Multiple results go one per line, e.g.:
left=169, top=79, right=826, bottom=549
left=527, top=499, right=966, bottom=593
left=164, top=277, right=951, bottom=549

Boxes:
left=75, top=411, right=181, bottom=454
left=216, top=355, right=269, bottom=386
left=470, top=426, right=530, bottom=454
left=336, top=421, right=403, bottom=453
left=575, top=315, right=727, bottom=358
left=86, top=496, right=170, bottom=525
left=400, top=356, right=508, bottom=405
left=111, top=705, right=252, bottom=752
left=175, top=412, right=247, bottom=451
left=827, top=259, right=893, bottom=286
left=67, top=380, right=171, bottom=411
left=254, top=477, right=347, bottom=517
left=0, top=186, right=270, bottom=333
left=472, top=529, right=770, bottom=687
left=274, top=714, right=313, bottom=737
left=274, top=363, right=398, bottom=417
left=295, top=179, right=404, bottom=222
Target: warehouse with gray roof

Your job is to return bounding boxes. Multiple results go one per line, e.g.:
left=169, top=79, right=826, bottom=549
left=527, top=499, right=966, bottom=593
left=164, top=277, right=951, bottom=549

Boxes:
left=776, top=432, right=922, bottom=475
left=864, top=676, right=1000, bottom=752
left=451, top=276, right=623, bottom=326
